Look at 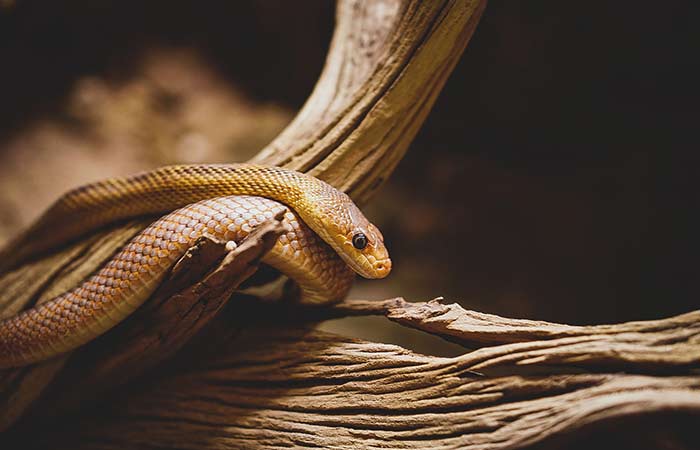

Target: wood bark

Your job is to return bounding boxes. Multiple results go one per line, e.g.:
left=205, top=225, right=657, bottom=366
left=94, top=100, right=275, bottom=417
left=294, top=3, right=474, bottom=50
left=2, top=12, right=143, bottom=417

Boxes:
left=5, top=299, right=700, bottom=449
left=1, top=1, right=698, bottom=449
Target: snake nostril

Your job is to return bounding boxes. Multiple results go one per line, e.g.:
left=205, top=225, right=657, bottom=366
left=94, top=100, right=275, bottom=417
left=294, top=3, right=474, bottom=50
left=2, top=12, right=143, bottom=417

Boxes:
left=374, top=260, right=392, bottom=276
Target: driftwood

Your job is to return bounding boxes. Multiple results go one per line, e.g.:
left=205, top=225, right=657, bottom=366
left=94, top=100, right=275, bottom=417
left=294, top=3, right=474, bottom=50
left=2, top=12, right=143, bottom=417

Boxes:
left=4, top=298, right=700, bottom=449
left=1, top=0, right=699, bottom=449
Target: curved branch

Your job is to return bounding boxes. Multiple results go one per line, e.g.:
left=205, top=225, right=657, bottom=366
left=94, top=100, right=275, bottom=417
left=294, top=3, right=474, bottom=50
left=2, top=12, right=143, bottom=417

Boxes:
left=254, top=0, right=487, bottom=204
left=0, top=0, right=488, bottom=431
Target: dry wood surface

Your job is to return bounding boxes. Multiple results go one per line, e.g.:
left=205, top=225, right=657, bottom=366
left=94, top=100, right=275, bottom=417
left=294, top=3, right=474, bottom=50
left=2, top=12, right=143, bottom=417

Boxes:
left=1, top=1, right=698, bottom=449
left=5, top=298, right=700, bottom=449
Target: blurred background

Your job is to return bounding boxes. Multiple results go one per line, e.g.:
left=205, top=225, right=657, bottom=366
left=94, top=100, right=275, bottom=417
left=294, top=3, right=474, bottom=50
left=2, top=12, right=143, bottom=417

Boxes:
left=0, top=1, right=697, bottom=354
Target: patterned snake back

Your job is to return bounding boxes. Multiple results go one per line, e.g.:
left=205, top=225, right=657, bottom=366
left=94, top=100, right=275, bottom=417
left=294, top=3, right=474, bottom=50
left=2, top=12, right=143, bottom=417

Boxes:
left=0, top=164, right=390, bottom=368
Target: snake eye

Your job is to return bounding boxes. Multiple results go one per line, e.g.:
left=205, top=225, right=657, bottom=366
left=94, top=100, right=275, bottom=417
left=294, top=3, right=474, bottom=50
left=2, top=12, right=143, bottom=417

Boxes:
left=352, top=232, right=368, bottom=250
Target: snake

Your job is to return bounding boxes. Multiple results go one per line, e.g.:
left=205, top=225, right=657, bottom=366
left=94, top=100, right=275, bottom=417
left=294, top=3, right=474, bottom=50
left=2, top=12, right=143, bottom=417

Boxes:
left=0, top=164, right=391, bottom=368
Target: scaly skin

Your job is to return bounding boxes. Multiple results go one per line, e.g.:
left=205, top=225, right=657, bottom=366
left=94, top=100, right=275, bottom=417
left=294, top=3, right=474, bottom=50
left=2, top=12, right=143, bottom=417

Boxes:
left=0, top=164, right=391, bottom=277
left=0, top=165, right=391, bottom=368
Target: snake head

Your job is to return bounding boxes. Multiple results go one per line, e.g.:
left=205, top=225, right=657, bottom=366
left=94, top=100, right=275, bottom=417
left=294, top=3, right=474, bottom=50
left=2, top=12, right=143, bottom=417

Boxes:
left=321, top=199, right=391, bottom=280
left=345, top=221, right=391, bottom=279
left=303, top=180, right=391, bottom=280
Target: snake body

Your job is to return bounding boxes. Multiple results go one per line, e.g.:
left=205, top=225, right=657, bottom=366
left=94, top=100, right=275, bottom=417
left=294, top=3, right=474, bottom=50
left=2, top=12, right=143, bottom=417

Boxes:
left=0, top=164, right=391, bottom=368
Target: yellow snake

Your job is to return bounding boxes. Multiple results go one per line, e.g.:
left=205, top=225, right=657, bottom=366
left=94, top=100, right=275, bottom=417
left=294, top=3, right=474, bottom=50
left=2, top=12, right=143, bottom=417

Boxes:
left=0, top=164, right=391, bottom=368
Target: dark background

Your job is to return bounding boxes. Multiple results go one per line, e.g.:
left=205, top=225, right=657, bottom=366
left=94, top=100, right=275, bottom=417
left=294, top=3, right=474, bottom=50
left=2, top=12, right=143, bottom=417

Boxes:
left=0, top=1, right=697, bottom=329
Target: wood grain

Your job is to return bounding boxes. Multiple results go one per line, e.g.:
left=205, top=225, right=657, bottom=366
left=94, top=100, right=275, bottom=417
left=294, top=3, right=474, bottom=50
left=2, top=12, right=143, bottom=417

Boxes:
left=6, top=322, right=699, bottom=449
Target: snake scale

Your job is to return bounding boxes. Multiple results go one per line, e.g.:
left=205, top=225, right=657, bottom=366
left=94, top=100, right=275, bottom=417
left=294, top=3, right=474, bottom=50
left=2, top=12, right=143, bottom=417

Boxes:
left=0, top=164, right=391, bottom=368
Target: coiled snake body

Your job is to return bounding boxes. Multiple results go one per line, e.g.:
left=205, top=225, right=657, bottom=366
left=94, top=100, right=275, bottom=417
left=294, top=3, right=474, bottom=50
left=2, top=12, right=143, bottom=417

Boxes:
left=0, top=164, right=391, bottom=368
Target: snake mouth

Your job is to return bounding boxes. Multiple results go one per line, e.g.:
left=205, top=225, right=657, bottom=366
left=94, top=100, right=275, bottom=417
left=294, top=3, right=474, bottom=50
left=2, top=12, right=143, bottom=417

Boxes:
left=361, top=255, right=392, bottom=279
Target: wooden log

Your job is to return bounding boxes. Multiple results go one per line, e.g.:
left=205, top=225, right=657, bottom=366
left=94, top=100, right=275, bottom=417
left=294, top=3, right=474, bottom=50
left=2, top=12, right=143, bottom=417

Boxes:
left=4, top=316, right=698, bottom=449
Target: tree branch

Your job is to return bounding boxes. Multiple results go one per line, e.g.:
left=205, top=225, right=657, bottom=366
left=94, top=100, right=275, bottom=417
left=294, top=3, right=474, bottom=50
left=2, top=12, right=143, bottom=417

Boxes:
left=6, top=322, right=699, bottom=449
